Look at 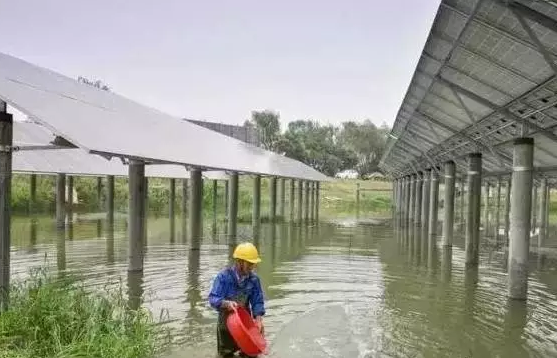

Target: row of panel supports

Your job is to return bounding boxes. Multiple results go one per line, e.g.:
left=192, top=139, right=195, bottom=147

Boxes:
left=0, top=107, right=322, bottom=310
left=393, top=137, right=551, bottom=301
left=51, top=170, right=321, bottom=274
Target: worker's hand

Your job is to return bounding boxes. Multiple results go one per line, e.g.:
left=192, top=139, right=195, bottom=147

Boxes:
left=255, top=316, right=265, bottom=336
left=221, top=300, right=238, bottom=312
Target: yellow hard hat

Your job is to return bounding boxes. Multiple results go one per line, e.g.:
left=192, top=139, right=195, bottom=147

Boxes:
left=232, top=242, right=261, bottom=264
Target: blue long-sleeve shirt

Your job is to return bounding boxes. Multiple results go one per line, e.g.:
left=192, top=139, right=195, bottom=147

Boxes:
left=208, top=266, right=266, bottom=317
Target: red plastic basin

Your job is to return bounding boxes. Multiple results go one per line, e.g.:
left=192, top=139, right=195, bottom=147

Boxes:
left=226, top=306, right=267, bottom=356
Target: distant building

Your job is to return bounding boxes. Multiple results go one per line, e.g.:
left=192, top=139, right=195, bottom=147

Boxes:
left=184, top=118, right=261, bottom=147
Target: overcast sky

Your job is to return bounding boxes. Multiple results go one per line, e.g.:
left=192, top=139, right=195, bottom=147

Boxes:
left=0, top=0, right=441, bottom=129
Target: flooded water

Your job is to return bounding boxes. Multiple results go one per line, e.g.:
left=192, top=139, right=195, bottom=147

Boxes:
left=9, top=213, right=557, bottom=358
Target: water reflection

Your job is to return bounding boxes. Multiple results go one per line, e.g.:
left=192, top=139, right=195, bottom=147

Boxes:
left=106, top=220, right=114, bottom=265
left=7, top=215, right=557, bottom=357
left=127, top=270, right=144, bottom=310
left=56, top=228, right=66, bottom=275
left=441, top=246, right=452, bottom=283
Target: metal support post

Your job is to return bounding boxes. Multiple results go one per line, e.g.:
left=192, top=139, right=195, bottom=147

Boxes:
left=228, top=173, right=239, bottom=239
left=189, top=169, right=203, bottom=246
left=539, top=178, right=548, bottom=249
left=290, top=179, right=295, bottom=222
left=0, top=109, right=13, bottom=311
left=465, top=153, right=482, bottom=267
left=270, top=177, right=277, bottom=222
left=128, top=160, right=145, bottom=272
left=429, top=169, right=440, bottom=239
left=508, top=138, right=534, bottom=300
left=106, top=175, right=114, bottom=224
left=253, top=175, right=261, bottom=228
left=279, top=178, right=286, bottom=219
left=421, top=171, right=431, bottom=235
left=414, top=174, right=423, bottom=226
left=442, top=161, right=456, bottom=246
left=56, top=173, right=66, bottom=229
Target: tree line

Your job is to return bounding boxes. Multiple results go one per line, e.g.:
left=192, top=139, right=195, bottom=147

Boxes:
left=244, top=110, right=390, bottom=178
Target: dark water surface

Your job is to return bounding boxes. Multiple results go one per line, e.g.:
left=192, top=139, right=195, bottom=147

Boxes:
left=9, top=214, right=557, bottom=357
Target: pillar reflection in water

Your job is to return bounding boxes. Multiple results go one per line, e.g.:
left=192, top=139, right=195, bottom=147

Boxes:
left=186, top=247, right=202, bottom=328
left=271, top=223, right=277, bottom=266
left=499, top=300, right=528, bottom=357
left=28, top=217, right=38, bottom=254
left=106, top=219, right=114, bottom=265
left=96, top=219, right=102, bottom=239
left=413, top=224, right=422, bottom=266
left=463, top=266, right=479, bottom=323
left=441, top=246, right=452, bottom=283
left=127, top=270, right=144, bottom=310
left=56, top=228, right=66, bottom=277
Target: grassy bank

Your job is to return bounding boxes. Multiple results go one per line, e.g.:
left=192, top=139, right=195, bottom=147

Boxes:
left=0, top=268, right=167, bottom=358
left=11, top=174, right=393, bottom=217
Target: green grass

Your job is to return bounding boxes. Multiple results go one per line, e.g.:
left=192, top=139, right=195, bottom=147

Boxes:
left=0, top=268, right=168, bottom=358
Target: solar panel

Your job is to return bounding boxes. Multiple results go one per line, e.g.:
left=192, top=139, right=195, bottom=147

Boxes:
left=0, top=52, right=328, bottom=181
left=12, top=121, right=227, bottom=180
left=380, top=0, right=557, bottom=178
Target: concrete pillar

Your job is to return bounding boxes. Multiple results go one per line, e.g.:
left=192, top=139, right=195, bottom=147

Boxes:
left=409, top=175, right=416, bottom=223
left=465, top=153, right=482, bottom=267
left=128, top=160, right=145, bottom=272
left=290, top=179, right=295, bottom=222
left=169, top=178, right=176, bottom=236
left=495, top=178, right=501, bottom=238
left=429, top=169, right=440, bottom=239
left=414, top=173, right=423, bottom=226
left=29, top=174, right=37, bottom=214
left=356, top=183, right=361, bottom=216
left=310, top=182, right=315, bottom=221
left=539, top=178, right=548, bottom=249
left=182, top=179, right=188, bottom=240
left=297, top=180, right=303, bottom=223
left=508, top=137, right=534, bottom=300
left=304, top=181, right=310, bottom=222
left=97, top=177, right=102, bottom=210
left=404, top=176, right=411, bottom=227
left=212, top=180, right=218, bottom=222
left=397, top=178, right=403, bottom=221
left=56, top=173, right=66, bottom=229
left=442, top=161, right=456, bottom=247
left=0, top=109, right=12, bottom=311
left=532, top=184, right=538, bottom=232
left=253, top=175, right=261, bottom=228
left=224, top=179, right=229, bottom=221
left=316, top=182, right=320, bottom=221
left=228, top=173, right=239, bottom=239
left=421, top=171, right=431, bottom=235
left=279, top=178, right=286, bottom=219
left=460, top=178, right=465, bottom=225
left=106, top=175, right=114, bottom=224
left=484, top=182, right=490, bottom=234
left=505, top=178, right=511, bottom=242
left=189, top=169, right=203, bottom=245
left=144, top=177, right=149, bottom=242
left=67, top=176, right=74, bottom=223
left=270, top=177, right=277, bottom=222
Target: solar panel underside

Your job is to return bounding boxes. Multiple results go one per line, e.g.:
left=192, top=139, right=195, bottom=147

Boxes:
left=0, top=53, right=328, bottom=181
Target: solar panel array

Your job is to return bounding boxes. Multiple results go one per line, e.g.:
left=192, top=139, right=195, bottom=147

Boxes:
left=12, top=121, right=227, bottom=180
left=379, top=0, right=557, bottom=182
left=0, top=52, right=329, bottom=182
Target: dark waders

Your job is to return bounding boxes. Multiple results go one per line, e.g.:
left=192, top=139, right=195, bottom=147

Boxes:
left=217, top=292, right=257, bottom=357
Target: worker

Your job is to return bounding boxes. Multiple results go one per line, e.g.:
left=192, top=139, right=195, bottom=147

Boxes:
left=208, top=242, right=266, bottom=358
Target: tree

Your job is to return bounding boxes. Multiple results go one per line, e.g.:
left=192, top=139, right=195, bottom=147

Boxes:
left=278, top=120, right=357, bottom=177
left=248, top=110, right=281, bottom=151
left=339, top=120, right=388, bottom=178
